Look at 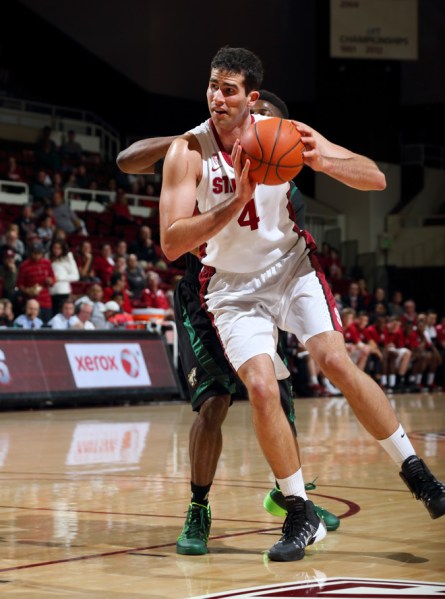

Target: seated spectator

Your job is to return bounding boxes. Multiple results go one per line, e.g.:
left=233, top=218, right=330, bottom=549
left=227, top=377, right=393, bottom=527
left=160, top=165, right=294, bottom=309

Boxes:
left=326, top=246, right=343, bottom=282
left=30, top=170, right=55, bottom=207
left=0, top=298, right=14, bottom=327
left=368, top=287, right=389, bottom=316
left=36, top=214, right=56, bottom=252
left=17, top=241, right=55, bottom=323
left=128, top=225, right=164, bottom=269
left=103, top=272, right=132, bottom=313
left=402, top=299, right=418, bottom=326
left=341, top=281, right=366, bottom=312
left=35, top=125, right=61, bottom=171
left=15, top=204, right=36, bottom=243
left=93, top=243, right=115, bottom=287
left=384, top=316, right=412, bottom=392
left=0, top=249, right=18, bottom=301
left=71, top=301, right=95, bottom=330
left=74, top=283, right=106, bottom=328
left=76, top=164, right=91, bottom=189
left=103, top=300, right=132, bottom=329
left=59, top=130, right=83, bottom=165
left=48, top=299, right=77, bottom=329
left=341, top=307, right=371, bottom=371
left=357, top=278, right=372, bottom=308
left=356, top=310, right=383, bottom=380
left=368, top=301, right=388, bottom=324
left=108, top=189, right=136, bottom=229
left=0, top=225, right=25, bottom=263
left=13, top=298, right=43, bottom=329
left=388, top=290, right=404, bottom=318
left=140, top=271, right=174, bottom=319
left=6, top=156, right=25, bottom=183
left=48, top=238, right=80, bottom=315
left=416, top=317, right=442, bottom=390
left=75, top=239, right=98, bottom=282
left=114, top=240, right=128, bottom=262
left=125, top=254, right=145, bottom=300
left=51, top=191, right=88, bottom=236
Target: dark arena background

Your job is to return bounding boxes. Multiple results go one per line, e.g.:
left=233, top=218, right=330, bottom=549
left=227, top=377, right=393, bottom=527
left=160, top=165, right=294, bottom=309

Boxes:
left=0, top=1, right=444, bottom=597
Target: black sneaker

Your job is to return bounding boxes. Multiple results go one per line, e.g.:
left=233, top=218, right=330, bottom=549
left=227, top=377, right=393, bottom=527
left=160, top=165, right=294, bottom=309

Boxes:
left=400, top=455, right=445, bottom=519
left=267, top=496, right=326, bottom=562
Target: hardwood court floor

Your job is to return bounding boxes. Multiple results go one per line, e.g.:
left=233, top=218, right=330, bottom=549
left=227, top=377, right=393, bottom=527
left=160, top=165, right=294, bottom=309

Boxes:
left=0, top=393, right=444, bottom=598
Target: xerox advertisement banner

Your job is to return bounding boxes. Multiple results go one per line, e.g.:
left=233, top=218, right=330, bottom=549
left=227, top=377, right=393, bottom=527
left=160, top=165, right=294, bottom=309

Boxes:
left=65, top=343, right=151, bottom=388
left=0, top=330, right=182, bottom=406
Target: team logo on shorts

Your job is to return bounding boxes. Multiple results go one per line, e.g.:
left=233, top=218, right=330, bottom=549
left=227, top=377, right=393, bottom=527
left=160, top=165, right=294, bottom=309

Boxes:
left=188, top=367, right=198, bottom=388
left=120, top=349, right=140, bottom=378
left=192, top=578, right=445, bottom=598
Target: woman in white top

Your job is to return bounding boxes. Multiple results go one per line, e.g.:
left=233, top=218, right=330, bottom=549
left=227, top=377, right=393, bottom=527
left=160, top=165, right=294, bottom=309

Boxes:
left=48, top=238, right=80, bottom=315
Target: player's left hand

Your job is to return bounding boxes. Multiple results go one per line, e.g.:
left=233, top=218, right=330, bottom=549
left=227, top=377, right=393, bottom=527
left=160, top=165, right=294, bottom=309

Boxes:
left=291, top=120, right=330, bottom=172
left=231, top=139, right=257, bottom=205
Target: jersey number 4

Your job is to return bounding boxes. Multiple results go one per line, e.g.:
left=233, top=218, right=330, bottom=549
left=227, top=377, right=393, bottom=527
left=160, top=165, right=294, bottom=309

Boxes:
left=237, top=198, right=259, bottom=231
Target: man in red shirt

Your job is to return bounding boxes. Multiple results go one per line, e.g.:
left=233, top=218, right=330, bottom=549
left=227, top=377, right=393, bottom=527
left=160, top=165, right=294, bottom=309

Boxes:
left=17, top=241, right=55, bottom=322
left=383, top=316, right=412, bottom=392
left=140, top=271, right=173, bottom=318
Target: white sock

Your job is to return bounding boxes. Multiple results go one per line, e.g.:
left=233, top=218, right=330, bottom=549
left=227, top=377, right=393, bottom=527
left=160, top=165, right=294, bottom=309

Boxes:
left=276, top=468, right=308, bottom=500
left=381, top=375, right=387, bottom=386
left=416, top=373, right=422, bottom=384
left=389, top=374, right=396, bottom=387
left=378, top=424, right=416, bottom=466
left=310, top=375, right=318, bottom=385
left=427, top=372, right=435, bottom=386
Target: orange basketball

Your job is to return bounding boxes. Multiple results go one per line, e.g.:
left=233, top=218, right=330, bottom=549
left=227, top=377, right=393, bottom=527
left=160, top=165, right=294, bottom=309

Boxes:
left=240, top=117, right=304, bottom=185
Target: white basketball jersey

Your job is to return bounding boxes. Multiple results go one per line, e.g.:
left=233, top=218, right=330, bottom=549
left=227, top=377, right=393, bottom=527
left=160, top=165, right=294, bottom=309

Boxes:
left=189, top=116, right=302, bottom=273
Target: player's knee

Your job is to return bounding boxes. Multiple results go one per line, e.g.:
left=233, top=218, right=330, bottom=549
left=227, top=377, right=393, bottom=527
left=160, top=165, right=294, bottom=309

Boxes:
left=199, top=395, right=230, bottom=428
left=319, top=348, right=351, bottom=378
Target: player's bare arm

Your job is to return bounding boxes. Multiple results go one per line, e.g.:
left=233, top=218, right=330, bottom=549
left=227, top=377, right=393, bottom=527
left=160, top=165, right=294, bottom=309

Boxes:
left=293, top=120, right=386, bottom=192
left=116, top=134, right=190, bottom=174
left=160, top=138, right=251, bottom=262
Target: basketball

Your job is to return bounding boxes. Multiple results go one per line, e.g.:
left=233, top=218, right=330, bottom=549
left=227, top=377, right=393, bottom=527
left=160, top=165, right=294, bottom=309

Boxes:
left=240, top=117, right=304, bottom=185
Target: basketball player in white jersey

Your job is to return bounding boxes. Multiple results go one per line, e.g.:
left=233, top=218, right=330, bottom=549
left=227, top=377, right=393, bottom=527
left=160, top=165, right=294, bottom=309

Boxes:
left=159, top=46, right=445, bottom=561
left=117, top=91, right=340, bottom=557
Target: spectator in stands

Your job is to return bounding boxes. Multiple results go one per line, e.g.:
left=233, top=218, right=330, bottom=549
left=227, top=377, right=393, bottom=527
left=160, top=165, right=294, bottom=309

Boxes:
left=114, top=240, right=128, bottom=262
left=6, top=156, right=24, bottom=184
left=103, top=271, right=132, bottom=313
left=0, top=298, right=14, bottom=327
left=113, top=256, right=128, bottom=278
left=59, top=130, right=83, bottom=165
left=0, top=225, right=25, bottom=263
left=129, top=225, right=163, bottom=270
left=434, top=316, right=445, bottom=387
left=74, top=282, right=106, bottom=328
left=48, top=238, right=80, bottom=315
left=341, top=281, right=366, bottom=312
left=140, top=270, right=174, bottom=319
left=17, top=241, right=55, bottom=322
left=108, top=189, right=136, bottom=230
left=103, top=299, right=132, bottom=329
left=51, top=191, right=87, bottom=236
left=417, top=317, right=442, bottom=390
left=357, top=278, right=372, bottom=308
left=126, top=253, right=146, bottom=299
left=76, top=164, right=91, bottom=189
left=402, top=299, right=418, bottom=325
left=368, top=301, right=388, bottom=325
left=30, top=169, right=54, bottom=207
left=13, top=298, right=43, bottom=329
left=36, top=214, right=56, bottom=252
left=35, top=125, right=61, bottom=172
left=388, top=290, right=404, bottom=318
left=341, top=308, right=372, bottom=371
left=15, top=204, right=36, bottom=243
left=48, top=298, right=77, bottom=329
left=424, top=310, right=439, bottom=345
left=71, top=301, right=95, bottom=330
left=384, top=316, right=412, bottom=393
left=326, top=246, right=344, bottom=282
left=0, top=248, right=18, bottom=301
left=52, top=171, right=65, bottom=195
left=63, top=170, right=80, bottom=192
left=93, top=243, right=115, bottom=287
left=75, top=239, right=97, bottom=282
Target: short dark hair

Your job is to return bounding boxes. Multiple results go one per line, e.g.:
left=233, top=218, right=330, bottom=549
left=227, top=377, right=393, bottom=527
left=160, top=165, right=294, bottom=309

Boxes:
left=258, top=89, right=289, bottom=119
left=211, top=46, right=263, bottom=93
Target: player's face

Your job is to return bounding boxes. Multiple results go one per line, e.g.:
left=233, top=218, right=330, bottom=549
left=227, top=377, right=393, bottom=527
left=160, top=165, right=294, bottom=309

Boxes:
left=251, top=99, right=282, bottom=118
left=207, top=69, right=256, bottom=130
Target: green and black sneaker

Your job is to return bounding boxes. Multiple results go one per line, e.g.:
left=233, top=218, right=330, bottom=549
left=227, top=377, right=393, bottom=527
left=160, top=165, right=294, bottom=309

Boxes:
left=264, top=485, right=340, bottom=531
left=176, top=502, right=211, bottom=555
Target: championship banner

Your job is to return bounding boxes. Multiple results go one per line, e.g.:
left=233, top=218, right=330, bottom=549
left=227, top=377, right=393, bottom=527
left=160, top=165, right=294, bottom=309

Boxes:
left=330, top=0, right=418, bottom=60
